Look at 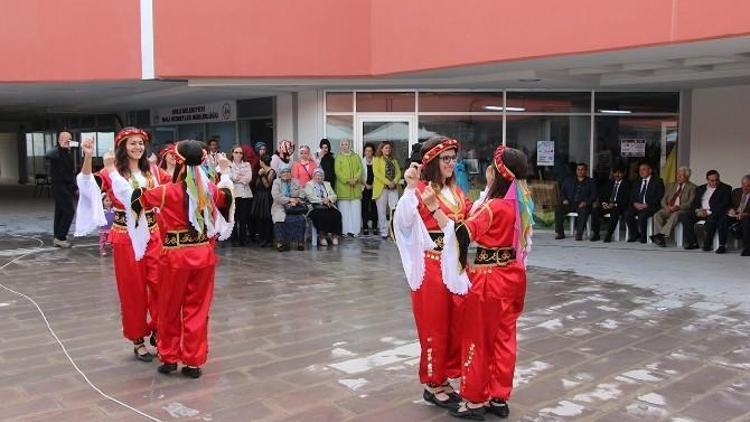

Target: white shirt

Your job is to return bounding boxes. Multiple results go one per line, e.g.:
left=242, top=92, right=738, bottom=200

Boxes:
left=701, top=186, right=716, bottom=215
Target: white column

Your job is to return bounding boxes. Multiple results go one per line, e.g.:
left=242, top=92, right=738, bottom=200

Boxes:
left=275, top=94, right=294, bottom=147
left=297, top=90, right=324, bottom=151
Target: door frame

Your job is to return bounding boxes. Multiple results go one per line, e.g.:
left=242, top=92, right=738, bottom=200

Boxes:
left=355, top=113, right=417, bottom=156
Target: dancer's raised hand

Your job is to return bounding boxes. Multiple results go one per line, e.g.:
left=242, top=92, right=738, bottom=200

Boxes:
left=404, top=162, right=421, bottom=189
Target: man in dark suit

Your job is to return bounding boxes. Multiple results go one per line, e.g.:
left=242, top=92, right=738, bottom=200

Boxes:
left=45, top=130, right=76, bottom=248
left=624, top=162, right=665, bottom=243
left=678, top=169, right=733, bottom=253
left=555, top=163, right=597, bottom=240
left=590, top=166, right=630, bottom=242
left=727, top=174, right=750, bottom=256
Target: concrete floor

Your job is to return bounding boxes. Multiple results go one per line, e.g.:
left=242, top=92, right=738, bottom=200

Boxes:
left=1, top=185, right=749, bottom=421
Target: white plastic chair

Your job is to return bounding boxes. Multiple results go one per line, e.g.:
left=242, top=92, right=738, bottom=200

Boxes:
left=565, top=212, right=591, bottom=238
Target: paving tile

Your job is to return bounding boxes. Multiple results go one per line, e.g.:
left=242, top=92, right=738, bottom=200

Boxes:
left=1, top=232, right=749, bottom=421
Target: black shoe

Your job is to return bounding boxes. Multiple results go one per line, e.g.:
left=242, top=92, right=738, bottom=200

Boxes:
left=157, top=363, right=178, bottom=374
left=575, top=234, right=583, bottom=241
left=181, top=366, right=202, bottom=379
left=701, top=245, right=712, bottom=252
left=639, top=237, right=647, bottom=244
left=651, top=234, right=666, bottom=247
left=149, top=331, right=157, bottom=347
left=715, top=245, right=727, bottom=254
left=423, top=388, right=459, bottom=411
left=741, top=249, right=750, bottom=256
left=133, top=343, right=153, bottom=362
left=486, top=399, right=510, bottom=418
left=603, top=236, right=612, bottom=243
left=627, top=236, right=638, bottom=243
left=297, top=243, right=305, bottom=251
left=590, top=235, right=600, bottom=242
left=555, top=233, right=565, bottom=240
left=450, top=401, right=486, bottom=420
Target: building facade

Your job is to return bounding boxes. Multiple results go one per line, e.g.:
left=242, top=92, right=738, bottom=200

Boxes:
left=1, top=0, right=748, bottom=198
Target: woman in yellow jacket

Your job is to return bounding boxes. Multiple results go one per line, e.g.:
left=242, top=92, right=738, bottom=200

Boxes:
left=373, top=141, right=402, bottom=239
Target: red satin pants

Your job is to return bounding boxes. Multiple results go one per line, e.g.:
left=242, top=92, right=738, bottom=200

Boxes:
left=112, top=230, right=161, bottom=342
left=460, top=264, right=526, bottom=403
left=157, top=264, right=215, bottom=367
left=410, top=254, right=464, bottom=386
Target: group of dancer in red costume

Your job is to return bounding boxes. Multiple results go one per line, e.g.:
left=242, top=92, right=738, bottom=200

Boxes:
left=75, top=128, right=234, bottom=378
left=394, top=138, right=533, bottom=420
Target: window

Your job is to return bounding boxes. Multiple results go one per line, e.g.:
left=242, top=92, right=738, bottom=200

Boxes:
left=506, top=91, right=590, bottom=113
left=419, top=92, right=503, bottom=113
left=325, top=115, right=353, bottom=154
left=356, top=92, right=415, bottom=112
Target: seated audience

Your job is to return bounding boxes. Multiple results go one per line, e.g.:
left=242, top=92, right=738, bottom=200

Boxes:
left=650, top=166, right=696, bottom=247
left=678, top=169, right=732, bottom=253
left=591, top=166, right=630, bottom=242
left=271, top=166, right=307, bottom=252
left=727, top=174, right=750, bottom=256
left=305, top=168, right=342, bottom=246
left=624, top=162, right=665, bottom=243
left=555, top=163, right=597, bottom=240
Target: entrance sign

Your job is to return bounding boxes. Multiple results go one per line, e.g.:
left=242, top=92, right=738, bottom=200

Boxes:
left=151, top=101, right=237, bottom=126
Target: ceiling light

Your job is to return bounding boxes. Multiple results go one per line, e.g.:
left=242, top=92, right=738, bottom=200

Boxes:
left=483, top=106, right=526, bottom=112
left=598, top=109, right=632, bottom=114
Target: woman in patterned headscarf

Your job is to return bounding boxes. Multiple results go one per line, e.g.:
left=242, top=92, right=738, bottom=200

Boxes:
left=305, top=167, right=342, bottom=246
left=271, top=139, right=295, bottom=173
left=271, top=165, right=307, bottom=251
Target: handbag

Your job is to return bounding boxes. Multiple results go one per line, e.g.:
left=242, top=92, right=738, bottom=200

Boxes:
left=284, top=202, right=309, bottom=215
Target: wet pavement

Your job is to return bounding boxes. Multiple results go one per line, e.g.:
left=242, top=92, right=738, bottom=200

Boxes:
left=1, top=229, right=749, bottom=422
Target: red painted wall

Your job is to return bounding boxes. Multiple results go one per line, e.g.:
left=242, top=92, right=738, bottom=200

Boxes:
left=2, top=0, right=750, bottom=81
left=0, top=0, right=142, bottom=82
left=153, top=0, right=371, bottom=78
left=369, top=0, right=750, bottom=74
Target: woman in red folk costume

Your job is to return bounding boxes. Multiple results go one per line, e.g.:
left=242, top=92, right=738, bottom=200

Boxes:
left=426, top=145, right=533, bottom=420
left=76, top=128, right=171, bottom=362
left=132, top=140, right=234, bottom=378
left=393, top=137, right=474, bottom=410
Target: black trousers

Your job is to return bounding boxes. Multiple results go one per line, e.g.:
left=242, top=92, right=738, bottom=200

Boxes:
left=254, top=217, right=274, bottom=244
left=52, top=183, right=75, bottom=241
left=233, top=197, right=252, bottom=244
left=738, top=218, right=750, bottom=251
left=624, top=206, right=658, bottom=242
left=361, top=188, right=378, bottom=231
left=679, top=212, right=729, bottom=248
left=591, top=206, right=624, bottom=239
left=554, top=203, right=590, bottom=236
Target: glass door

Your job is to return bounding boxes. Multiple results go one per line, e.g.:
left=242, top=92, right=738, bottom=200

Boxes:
left=356, top=115, right=416, bottom=170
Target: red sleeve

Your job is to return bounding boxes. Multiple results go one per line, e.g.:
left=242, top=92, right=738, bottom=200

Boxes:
left=464, top=201, right=494, bottom=241
left=140, top=185, right=167, bottom=210
left=98, top=169, right=112, bottom=192
left=209, top=183, right=227, bottom=209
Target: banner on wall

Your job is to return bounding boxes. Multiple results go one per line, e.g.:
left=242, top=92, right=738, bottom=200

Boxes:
left=151, top=101, right=237, bottom=126
left=620, top=139, right=646, bottom=157
left=536, top=140, right=555, bottom=166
